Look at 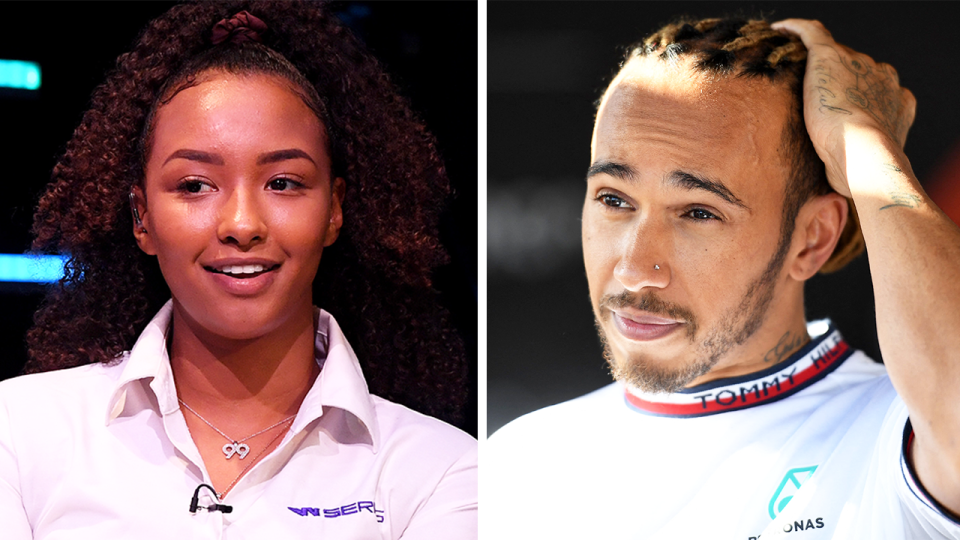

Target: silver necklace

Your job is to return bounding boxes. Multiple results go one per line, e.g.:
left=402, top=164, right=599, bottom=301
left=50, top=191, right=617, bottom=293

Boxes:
left=178, top=398, right=296, bottom=460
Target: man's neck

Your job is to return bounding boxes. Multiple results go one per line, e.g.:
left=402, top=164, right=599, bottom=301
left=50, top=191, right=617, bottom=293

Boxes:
left=685, top=294, right=810, bottom=388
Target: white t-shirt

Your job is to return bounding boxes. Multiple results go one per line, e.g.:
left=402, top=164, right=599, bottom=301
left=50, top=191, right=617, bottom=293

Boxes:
left=485, top=323, right=960, bottom=539
left=0, top=301, right=477, bottom=539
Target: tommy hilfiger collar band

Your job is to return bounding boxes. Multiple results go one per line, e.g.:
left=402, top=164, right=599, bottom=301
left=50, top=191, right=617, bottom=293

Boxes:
left=623, top=325, right=851, bottom=418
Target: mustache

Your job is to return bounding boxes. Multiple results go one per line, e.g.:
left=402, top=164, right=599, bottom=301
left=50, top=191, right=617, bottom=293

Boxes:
left=600, top=290, right=697, bottom=327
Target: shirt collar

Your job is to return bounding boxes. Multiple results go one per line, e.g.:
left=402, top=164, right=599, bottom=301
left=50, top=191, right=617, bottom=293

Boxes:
left=105, top=301, right=380, bottom=451
left=105, top=301, right=176, bottom=424
left=623, top=321, right=853, bottom=418
left=294, top=309, right=380, bottom=451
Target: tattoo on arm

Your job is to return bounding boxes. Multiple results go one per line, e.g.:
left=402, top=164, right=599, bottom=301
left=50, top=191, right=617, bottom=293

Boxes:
left=882, top=163, right=903, bottom=173
left=880, top=191, right=921, bottom=211
left=877, top=163, right=920, bottom=211
left=763, top=330, right=810, bottom=364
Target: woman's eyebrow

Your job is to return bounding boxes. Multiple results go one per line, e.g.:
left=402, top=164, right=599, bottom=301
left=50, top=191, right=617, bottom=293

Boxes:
left=160, top=148, right=317, bottom=167
left=163, top=149, right=225, bottom=166
left=257, top=149, right=316, bottom=166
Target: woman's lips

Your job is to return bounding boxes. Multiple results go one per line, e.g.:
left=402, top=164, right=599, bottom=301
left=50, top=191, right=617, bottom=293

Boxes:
left=612, top=311, right=683, bottom=341
left=206, top=265, right=279, bottom=296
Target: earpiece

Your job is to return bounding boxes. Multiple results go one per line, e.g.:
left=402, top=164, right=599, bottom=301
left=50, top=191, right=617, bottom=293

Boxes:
left=129, top=192, right=147, bottom=233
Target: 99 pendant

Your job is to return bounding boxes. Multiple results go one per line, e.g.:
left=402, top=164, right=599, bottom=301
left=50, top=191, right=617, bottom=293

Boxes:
left=222, top=441, right=250, bottom=459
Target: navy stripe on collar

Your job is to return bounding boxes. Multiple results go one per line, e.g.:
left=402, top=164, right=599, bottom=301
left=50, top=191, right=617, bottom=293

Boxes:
left=624, top=327, right=852, bottom=418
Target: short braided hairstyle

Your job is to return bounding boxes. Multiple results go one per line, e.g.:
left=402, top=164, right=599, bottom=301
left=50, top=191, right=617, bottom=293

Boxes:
left=626, top=17, right=864, bottom=273
left=27, top=1, right=468, bottom=427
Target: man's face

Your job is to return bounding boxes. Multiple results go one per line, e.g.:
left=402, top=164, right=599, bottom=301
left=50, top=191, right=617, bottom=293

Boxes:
left=584, top=57, right=796, bottom=393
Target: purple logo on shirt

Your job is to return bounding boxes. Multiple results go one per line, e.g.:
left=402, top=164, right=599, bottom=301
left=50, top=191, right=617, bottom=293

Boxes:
left=288, top=501, right=385, bottom=523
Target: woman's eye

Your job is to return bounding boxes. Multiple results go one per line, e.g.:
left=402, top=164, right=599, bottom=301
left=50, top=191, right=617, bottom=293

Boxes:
left=177, top=179, right=212, bottom=194
left=597, top=193, right=631, bottom=209
left=686, top=208, right=720, bottom=221
left=267, top=177, right=301, bottom=191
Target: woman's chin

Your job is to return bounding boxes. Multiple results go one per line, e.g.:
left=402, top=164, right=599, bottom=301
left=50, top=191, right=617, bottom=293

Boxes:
left=170, top=299, right=311, bottom=345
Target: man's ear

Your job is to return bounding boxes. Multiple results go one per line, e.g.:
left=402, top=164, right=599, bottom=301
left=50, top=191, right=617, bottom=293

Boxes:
left=130, top=187, right=157, bottom=256
left=323, top=177, right=346, bottom=247
left=788, top=193, right=849, bottom=281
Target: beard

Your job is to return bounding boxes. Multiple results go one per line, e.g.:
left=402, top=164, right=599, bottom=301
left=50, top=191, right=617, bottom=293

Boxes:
left=597, top=230, right=791, bottom=394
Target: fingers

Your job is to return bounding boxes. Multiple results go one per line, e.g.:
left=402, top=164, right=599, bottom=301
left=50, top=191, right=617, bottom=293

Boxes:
left=770, top=18, right=835, bottom=48
left=879, top=62, right=900, bottom=85
left=901, top=87, right=918, bottom=147
left=902, top=87, right=917, bottom=114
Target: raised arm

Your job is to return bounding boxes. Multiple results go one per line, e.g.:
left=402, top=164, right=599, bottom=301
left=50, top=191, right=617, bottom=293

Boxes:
left=773, top=18, right=960, bottom=515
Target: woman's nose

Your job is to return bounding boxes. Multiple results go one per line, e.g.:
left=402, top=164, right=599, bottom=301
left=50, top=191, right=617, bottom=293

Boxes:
left=217, top=187, right=267, bottom=248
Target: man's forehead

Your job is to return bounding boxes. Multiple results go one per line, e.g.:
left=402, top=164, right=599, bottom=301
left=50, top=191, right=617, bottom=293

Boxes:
left=599, top=57, right=784, bottom=131
left=590, top=56, right=794, bottom=204
left=611, top=55, right=715, bottom=100
left=593, top=58, right=791, bottom=157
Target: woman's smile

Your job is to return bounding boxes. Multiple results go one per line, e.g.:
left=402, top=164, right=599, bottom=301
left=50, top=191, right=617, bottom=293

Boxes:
left=204, top=258, right=281, bottom=296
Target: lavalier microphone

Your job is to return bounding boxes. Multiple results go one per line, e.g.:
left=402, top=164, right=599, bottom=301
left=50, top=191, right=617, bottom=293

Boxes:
left=189, top=483, right=234, bottom=514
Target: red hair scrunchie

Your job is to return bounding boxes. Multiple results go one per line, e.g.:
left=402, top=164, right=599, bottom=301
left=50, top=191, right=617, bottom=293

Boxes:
left=211, top=10, right=267, bottom=45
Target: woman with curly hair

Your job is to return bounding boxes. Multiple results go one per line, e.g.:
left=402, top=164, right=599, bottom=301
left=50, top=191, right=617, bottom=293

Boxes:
left=0, top=2, right=475, bottom=538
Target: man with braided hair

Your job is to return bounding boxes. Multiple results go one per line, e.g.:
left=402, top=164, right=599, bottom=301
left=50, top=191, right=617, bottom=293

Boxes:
left=486, top=16, right=960, bottom=539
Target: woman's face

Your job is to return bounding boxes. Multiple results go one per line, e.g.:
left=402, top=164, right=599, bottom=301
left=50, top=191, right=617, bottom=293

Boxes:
left=135, top=71, right=343, bottom=341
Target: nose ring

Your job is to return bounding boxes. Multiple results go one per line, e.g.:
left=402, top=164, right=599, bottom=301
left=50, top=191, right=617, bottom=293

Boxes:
left=654, top=264, right=660, bottom=271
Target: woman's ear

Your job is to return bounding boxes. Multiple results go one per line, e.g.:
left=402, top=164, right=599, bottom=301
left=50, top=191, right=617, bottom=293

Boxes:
left=788, top=193, right=849, bottom=281
left=130, top=187, right=157, bottom=255
left=324, top=177, right=346, bottom=247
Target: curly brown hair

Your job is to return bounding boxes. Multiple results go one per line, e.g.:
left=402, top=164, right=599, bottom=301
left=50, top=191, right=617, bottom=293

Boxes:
left=627, top=17, right=864, bottom=273
left=27, top=1, right=468, bottom=427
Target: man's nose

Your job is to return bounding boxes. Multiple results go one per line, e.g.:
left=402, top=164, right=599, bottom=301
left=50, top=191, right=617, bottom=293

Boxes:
left=613, top=218, right=670, bottom=291
left=218, top=187, right=267, bottom=249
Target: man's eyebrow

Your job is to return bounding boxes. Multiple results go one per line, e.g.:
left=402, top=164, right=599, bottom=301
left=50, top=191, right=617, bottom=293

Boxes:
left=256, top=149, right=316, bottom=166
left=587, top=162, right=749, bottom=210
left=163, top=149, right=225, bottom=166
left=586, top=161, right=637, bottom=182
left=667, top=170, right=748, bottom=210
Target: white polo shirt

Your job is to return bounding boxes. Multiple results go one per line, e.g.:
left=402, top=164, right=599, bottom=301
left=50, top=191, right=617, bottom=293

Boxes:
left=485, top=323, right=960, bottom=539
left=0, top=301, right=477, bottom=539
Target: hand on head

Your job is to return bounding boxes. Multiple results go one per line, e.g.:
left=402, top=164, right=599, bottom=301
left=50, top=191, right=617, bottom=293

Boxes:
left=771, top=19, right=917, bottom=196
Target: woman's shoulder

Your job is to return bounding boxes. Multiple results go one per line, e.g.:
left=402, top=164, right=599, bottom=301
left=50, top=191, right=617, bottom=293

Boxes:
left=364, top=394, right=476, bottom=517
left=368, top=394, right=476, bottom=458
left=0, top=359, right=125, bottom=410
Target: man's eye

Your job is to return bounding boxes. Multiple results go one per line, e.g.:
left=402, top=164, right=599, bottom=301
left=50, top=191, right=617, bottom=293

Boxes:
left=597, top=193, right=631, bottom=209
left=686, top=208, right=719, bottom=221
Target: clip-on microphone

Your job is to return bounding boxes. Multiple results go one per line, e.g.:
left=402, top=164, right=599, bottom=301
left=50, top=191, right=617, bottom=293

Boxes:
left=189, top=483, right=234, bottom=514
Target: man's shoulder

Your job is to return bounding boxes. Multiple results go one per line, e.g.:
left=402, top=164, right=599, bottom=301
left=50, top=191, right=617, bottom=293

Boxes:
left=818, top=347, right=890, bottom=398
left=488, top=382, right=621, bottom=448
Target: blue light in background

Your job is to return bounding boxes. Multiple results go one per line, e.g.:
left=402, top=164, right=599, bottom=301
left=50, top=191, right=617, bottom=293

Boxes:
left=0, top=59, right=41, bottom=90
left=0, top=254, right=67, bottom=283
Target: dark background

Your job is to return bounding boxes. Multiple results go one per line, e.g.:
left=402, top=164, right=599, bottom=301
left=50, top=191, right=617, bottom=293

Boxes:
left=0, top=2, right=478, bottom=436
left=488, top=1, right=960, bottom=434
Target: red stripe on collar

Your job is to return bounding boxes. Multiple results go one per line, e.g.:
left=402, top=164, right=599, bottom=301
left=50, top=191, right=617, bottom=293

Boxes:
left=624, top=330, right=851, bottom=418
